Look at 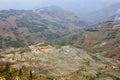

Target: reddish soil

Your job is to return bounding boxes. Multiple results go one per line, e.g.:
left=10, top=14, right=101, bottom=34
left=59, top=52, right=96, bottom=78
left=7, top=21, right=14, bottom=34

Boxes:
left=107, top=47, right=120, bottom=59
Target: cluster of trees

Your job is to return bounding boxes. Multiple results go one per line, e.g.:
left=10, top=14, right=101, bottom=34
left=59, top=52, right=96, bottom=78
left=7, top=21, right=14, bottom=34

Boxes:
left=5, top=37, right=25, bottom=48
left=105, top=30, right=117, bottom=40
left=85, top=28, right=98, bottom=32
left=0, top=10, right=24, bottom=19
left=0, top=63, right=46, bottom=80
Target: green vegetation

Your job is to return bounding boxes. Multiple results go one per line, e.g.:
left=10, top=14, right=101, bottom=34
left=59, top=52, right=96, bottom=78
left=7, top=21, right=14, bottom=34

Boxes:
left=0, top=36, right=25, bottom=48
left=85, top=28, right=98, bottom=32
left=0, top=8, right=87, bottom=49
left=105, top=30, right=117, bottom=40
left=0, top=64, right=48, bottom=80
left=5, top=38, right=25, bottom=48
left=48, top=21, right=120, bottom=54
left=0, top=10, right=23, bottom=19
left=0, top=6, right=120, bottom=80
left=9, top=28, right=19, bottom=36
left=107, top=23, right=113, bottom=28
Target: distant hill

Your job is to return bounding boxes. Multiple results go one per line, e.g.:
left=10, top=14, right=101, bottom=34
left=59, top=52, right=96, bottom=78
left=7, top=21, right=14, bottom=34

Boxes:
left=87, top=3, right=120, bottom=24
left=50, top=20, right=120, bottom=59
left=0, top=6, right=87, bottom=48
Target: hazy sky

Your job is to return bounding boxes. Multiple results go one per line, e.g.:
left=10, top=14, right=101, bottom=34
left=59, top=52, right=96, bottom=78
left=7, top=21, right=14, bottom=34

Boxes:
left=0, top=0, right=120, bottom=16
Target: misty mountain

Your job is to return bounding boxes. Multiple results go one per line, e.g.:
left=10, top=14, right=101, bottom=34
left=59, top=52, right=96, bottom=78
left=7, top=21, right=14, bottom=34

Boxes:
left=0, top=1, right=120, bottom=80
left=86, top=3, right=120, bottom=24
left=0, top=6, right=87, bottom=48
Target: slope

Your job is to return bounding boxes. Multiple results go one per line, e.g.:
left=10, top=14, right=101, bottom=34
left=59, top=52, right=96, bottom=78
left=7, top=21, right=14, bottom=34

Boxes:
left=50, top=20, right=120, bottom=59
left=0, top=6, right=87, bottom=48
left=0, top=44, right=120, bottom=80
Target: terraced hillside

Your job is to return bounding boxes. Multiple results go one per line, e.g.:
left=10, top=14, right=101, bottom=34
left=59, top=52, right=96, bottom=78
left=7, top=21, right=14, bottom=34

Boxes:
left=0, top=44, right=120, bottom=80
left=0, top=4, right=120, bottom=80
left=50, top=21, right=120, bottom=59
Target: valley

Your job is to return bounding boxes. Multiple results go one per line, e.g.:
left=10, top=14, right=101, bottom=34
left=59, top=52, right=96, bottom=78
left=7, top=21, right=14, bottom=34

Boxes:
left=0, top=7, right=87, bottom=48
left=51, top=20, right=120, bottom=59
left=0, top=2, right=120, bottom=80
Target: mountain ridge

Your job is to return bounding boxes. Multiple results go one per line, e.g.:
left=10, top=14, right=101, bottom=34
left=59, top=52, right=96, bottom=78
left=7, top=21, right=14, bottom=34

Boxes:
left=0, top=6, right=87, bottom=48
left=49, top=20, right=120, bottom=59
left=86, top=3, right=120, bottom=24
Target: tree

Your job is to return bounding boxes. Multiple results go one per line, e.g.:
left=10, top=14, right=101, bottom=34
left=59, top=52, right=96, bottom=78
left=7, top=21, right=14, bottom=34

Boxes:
left=29, top=70, right=32, bottom=80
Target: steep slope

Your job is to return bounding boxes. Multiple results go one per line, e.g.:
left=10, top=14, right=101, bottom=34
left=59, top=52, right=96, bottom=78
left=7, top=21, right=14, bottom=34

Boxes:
left=50, top=20, right=120, bottom=59
left=0, top=6, right=87, bottom=48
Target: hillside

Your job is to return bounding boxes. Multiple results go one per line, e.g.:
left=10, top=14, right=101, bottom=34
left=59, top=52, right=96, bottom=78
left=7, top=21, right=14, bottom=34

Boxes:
left=50, top=20, right=120, bottom=59
left=0, top=3, right=120, bottom=80
left=0, top=16, right=119, bottom=79
left=0, top=44, right=120, bottom=80
left=0, top=6, right=87, bottom=48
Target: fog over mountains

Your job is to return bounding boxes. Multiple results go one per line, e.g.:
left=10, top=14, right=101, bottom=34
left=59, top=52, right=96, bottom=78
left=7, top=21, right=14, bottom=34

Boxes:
left=1, top=0, right=120, bottom=24
left=86, top=3, right=120, bottom=24
left=0, top=0, right=120, bottom=80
